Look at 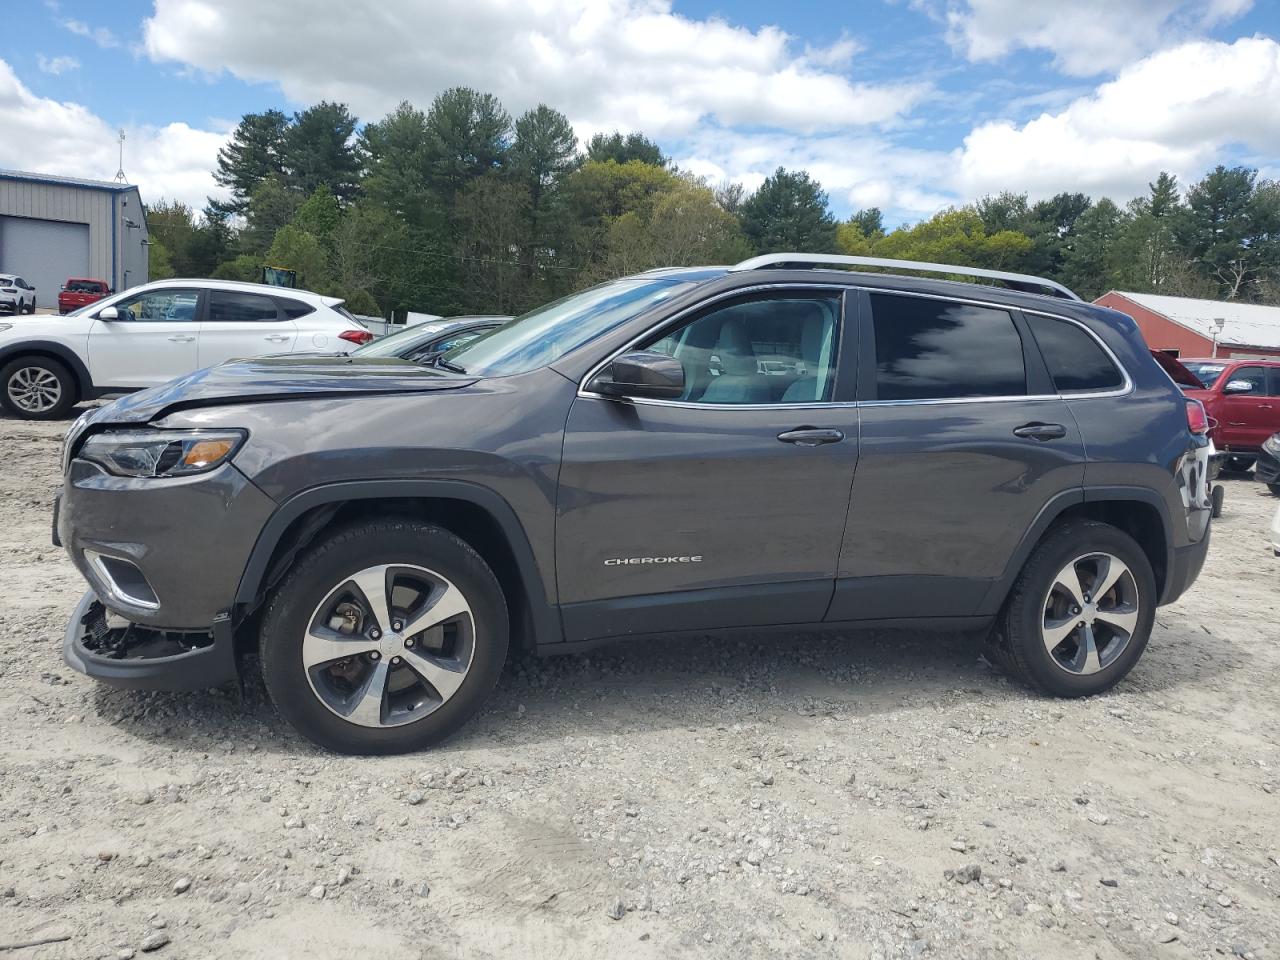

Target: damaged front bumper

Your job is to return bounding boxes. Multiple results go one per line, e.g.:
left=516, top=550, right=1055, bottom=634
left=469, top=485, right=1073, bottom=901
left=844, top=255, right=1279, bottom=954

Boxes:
left=63, top=590, right=239, bottom=690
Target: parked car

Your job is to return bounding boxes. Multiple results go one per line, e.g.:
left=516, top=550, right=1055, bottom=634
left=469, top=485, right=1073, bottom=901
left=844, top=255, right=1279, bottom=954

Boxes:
left=1176, top=357, right=1280, bottom=472
left=56, top=254, right=1212, bottom=754
left=0, top=278, right=373, bottom=420
left=341, top=316, right=509, bottom=363
left=58, top=278, right=112, bottom=315
left=1257, top=432, right=1280, bottom=495
left=0, top=274, right=37, bottom=314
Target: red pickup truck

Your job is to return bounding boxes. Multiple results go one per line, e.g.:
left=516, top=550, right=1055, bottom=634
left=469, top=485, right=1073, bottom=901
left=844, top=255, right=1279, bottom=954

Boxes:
left=57, top=277, right=111, bottom=314
left=1174, top=357, right=1280, bottom=470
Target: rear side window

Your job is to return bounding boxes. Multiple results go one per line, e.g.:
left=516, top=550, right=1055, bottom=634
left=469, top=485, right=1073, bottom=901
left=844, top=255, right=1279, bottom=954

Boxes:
left=208, top=291, right=281, bottom=323
left=1026, top=314, right=1124, bottom=393
left=869, top=293, right=1025, bottom=401
left=278, top=298, right=314, bottom=320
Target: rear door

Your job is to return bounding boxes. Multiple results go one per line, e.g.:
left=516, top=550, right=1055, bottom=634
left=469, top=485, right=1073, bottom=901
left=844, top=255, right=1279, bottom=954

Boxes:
left=555, top=288, right=859, bottom=642
left=1217, top=365, right=1273, bottom=450
left=835, top=292, right=1087, bottom=620
left=199, top=290, right=298, bottom=367
left=86, top=287, right=202, bottom=388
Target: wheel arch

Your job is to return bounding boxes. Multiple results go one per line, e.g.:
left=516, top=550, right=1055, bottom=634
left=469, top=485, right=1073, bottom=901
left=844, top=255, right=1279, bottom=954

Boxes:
left=233, top=480, right=561, bottom=653
left=0, top=340, right=92, bottom=399
left=980, top=486, right=1174, bottom=615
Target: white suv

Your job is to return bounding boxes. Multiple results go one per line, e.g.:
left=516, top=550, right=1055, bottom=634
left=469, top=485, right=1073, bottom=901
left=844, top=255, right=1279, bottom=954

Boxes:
left=0, top=279, right=373, bottom=419
left=0, top=274, right=38, bottom=315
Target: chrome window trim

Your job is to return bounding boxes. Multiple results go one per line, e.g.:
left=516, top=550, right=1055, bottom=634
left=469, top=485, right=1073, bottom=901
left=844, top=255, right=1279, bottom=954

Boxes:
left=577, top=283, right=1134, bottom=409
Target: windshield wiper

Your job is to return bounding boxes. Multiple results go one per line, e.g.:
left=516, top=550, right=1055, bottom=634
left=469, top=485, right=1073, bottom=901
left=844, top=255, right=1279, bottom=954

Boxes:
left=425, top=355, right=468, bottom=374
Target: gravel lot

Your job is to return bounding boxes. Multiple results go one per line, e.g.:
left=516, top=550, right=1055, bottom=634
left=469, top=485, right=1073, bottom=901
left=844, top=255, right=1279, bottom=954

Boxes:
left=2, top=408, right=1278, bottom=960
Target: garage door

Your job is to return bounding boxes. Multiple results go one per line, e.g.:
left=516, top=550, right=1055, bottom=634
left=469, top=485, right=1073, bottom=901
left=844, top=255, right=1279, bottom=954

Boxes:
left=0, top=216, right=91, bottom=309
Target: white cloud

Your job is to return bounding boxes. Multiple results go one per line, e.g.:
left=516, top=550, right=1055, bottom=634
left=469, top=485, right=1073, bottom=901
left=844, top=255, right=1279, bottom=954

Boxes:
left=0, top=59, right=228, bottom=209
left=141, top=0, right=926, bottom=136
left=61, top=18, right=121, bottom=49
left=941, top=0, right=1253, bottom=76
left=952, top=37, right=1280, bottom=201
left=36, top=54, right=80, bottom=76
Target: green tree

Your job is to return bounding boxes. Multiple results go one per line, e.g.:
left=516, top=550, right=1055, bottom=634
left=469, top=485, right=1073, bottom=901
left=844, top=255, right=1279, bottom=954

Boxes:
left=359, top=101, right=436, bottom=226
left=873, top=208, right=1031, bottom=269
left=266, top=224, right=331, bottom=291
left=848, top=207, right=885, bottom=239
left=585, top=131, right=666, bottom=167
left=1061, top=198, right=1124, bottom=299
left=424, top=87, right=512, bottom=200
left=294, top=185, right=342, bottom=245
left=284, top=101, right=362, bottom=203
left=148, top=237, right=175, bottom=280
left=211, top=254, right=262, bottom=283
left=1177, top=166, right=1271, bottom=299
left=739, top=168, right=837, bottom=254
left=241, top=176, right=302, bottom=255
left=974, top=192, right=1030, bottom=234
left=453, top=176, right=532, bottom=313
left=212, top=109, right=289, bottom=214
left=509, top=105, right=578, bottom=202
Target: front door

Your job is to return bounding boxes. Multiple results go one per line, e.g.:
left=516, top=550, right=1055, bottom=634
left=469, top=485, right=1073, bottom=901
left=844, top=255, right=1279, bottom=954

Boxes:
left=198, top=289, right=299, bottom=367
left=1217, top=365, right=1277, bottom=451
left=835, top=291, right=1086, bottom=620
left=555, top=289, right=859, bottom=643
left=86, top=287, right=202, bottom=388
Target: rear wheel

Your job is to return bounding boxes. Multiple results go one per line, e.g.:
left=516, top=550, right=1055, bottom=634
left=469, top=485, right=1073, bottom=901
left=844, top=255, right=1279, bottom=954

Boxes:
left=258, top=519, right=508, bottom=754
left=986, top=520, right=1155, bottom=697
left=0, top=356, right=77, bottom=419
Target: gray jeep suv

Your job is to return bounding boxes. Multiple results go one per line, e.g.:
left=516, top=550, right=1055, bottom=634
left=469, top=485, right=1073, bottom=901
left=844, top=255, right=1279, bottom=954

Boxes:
left=55, top=254, right=1213, bottom=754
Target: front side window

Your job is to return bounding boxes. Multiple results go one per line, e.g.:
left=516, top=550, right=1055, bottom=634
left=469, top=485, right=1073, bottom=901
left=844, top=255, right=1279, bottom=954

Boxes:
left=443, top=277, right=698, bottom=377
left=641, top=293, right=842, bottom=404
left=870, top=293, right=1025, bottom=401
left=208, top=291, right=281, bottom=323
left=111, top=289, right=200, bottom=323
left=1225, top=366, right=1266, bottom=394
left=1026, top=313, right=1124, bottom=393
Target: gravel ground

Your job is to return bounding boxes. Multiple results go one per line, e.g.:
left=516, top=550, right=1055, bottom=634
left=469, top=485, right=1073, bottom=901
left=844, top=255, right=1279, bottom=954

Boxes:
left=1, top=408, right=1278, bottom=960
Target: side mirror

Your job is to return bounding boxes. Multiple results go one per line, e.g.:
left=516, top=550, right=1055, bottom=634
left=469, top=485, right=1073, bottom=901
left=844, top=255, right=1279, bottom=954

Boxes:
left=1224, top=379, right=1254, bottom=394
left=98, top=306, right=120, bottom=321
left=590, top=351, right=685, bottom=400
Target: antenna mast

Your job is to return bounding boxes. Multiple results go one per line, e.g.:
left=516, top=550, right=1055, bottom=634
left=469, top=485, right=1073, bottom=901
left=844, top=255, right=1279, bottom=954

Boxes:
left=114, top=129, right=128, bottom=183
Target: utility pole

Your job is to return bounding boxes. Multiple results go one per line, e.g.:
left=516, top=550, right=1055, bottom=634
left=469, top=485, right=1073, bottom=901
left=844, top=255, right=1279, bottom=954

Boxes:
left=114, top=129, right=127, bottom=183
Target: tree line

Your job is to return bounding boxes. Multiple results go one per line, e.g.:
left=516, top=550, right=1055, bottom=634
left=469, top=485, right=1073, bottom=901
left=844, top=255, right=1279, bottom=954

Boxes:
left=146, top=88, right=1280, bottom=317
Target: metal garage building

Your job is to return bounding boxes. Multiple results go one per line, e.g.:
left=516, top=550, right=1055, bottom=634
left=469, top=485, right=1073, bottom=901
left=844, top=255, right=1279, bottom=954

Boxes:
left=0, top=169, right=148, bottom=308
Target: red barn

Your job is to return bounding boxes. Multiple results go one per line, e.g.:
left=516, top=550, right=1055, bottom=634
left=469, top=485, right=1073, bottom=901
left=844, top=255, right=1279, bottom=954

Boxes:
left=1095, top=291, right=1280, bottom=359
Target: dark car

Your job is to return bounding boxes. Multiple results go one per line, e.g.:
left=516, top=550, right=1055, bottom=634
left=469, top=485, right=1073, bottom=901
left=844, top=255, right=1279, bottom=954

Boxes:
left=351, top=316, right=509, bottom=363
left=55, top=254, right=1213, bottom=754
left=1257, top=432, right=1280, bottom=495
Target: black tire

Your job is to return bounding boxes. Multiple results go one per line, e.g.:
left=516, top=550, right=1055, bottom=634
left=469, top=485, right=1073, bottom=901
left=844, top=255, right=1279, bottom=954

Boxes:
left=1211, top=485, right=1225, bottom=517
left=1267, top=483, right=1280, bottom=497
left=258, top=518, right=509, bottom=754
left=0, top=355, right=78, bottom=420
left=986, top=520, right=1156, bottom=698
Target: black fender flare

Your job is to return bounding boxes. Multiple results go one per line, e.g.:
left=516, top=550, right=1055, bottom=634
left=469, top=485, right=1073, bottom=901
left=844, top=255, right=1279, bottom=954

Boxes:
left=233, top=479, right=562, bottom=647
left=0, top=339, right=94, bottom=398
left=976, top=485, right=1175, bottom=615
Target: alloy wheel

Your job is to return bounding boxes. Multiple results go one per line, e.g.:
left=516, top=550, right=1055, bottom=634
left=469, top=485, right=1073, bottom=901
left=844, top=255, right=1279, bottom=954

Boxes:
left=302, top=563, right=475, bottom=728
left=6, top=366, right=62, bottom=413
left=1041, top=552, right=1140, bottom=676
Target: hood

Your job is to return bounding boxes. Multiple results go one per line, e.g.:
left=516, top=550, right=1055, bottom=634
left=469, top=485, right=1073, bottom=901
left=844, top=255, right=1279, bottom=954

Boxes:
left=87, top=355, right=475, bottom=425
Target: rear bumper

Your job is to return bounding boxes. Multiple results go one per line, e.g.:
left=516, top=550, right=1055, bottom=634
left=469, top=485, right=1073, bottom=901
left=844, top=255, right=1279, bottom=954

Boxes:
left=1160, top=522, right=1210, bottom=607
left=63, top=590, right=239, bottom=690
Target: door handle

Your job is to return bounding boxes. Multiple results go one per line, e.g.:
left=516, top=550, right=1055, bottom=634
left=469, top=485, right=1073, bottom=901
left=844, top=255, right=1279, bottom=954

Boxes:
left=777, top=427, right=845, bottom=446
left=1013, top=422, right=1067, bottom=441
left=263, top=334, right=291, bottom=342
left=166, top=335, right=195, bottom=342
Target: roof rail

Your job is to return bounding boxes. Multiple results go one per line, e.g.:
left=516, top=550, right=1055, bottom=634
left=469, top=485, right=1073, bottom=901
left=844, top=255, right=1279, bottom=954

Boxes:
left=728, top=253, right=1082, bottom=301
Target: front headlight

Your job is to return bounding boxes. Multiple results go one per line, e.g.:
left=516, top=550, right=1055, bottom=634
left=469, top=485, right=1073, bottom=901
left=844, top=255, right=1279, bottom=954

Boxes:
left=79, top=429, right=246, bottom=478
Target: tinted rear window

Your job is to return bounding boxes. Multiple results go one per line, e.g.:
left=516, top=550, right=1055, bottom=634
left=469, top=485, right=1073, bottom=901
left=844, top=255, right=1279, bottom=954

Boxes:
left=208, top=291, right=281, bottom=323
left=1026, top=314, right=1124, bottom=392
left=278, top=298, right=314, bottom=319
left=869, top=293, right=1026, bottom=401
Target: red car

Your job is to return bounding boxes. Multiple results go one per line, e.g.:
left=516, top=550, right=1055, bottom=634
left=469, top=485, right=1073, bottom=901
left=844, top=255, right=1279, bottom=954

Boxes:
left=1173, top=357, right=1280, bottom=471
left=58, top=278, right=111, bottom=315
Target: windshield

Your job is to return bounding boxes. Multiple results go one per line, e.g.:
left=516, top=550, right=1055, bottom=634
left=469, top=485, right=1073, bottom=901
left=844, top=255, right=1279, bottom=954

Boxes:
left=353, top=323, right=445, bottom=358
left=441, top=277, right=697, bottom=377
left=67, top=280, right=103, bottom=293
left=1182, top=361, right=1228, bottom=388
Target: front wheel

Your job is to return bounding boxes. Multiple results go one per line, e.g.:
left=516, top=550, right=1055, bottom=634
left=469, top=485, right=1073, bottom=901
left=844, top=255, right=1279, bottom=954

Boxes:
left=258, top=519, right=509, bottom=754
left=0, top=356, right=77, bottom=419
left=986, top=520, right=1156, bottom=697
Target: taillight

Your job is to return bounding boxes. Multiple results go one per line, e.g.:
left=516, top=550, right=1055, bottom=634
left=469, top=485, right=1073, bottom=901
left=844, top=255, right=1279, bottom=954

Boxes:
left=338, top=329, right=374, bottom=346
left=1185, top=398, right=1209, bottom=435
